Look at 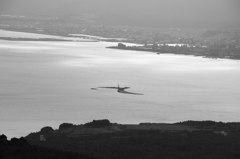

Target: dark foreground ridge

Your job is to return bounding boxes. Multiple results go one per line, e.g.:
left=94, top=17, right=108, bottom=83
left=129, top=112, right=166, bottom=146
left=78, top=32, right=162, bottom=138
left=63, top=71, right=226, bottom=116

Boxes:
left=0, top=134, right=93, bottom=159
left=22, top=119, right=240, bottom=159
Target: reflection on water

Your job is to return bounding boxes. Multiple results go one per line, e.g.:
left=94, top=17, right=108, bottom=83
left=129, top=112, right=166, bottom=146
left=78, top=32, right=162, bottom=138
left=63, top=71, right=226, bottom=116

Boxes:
left=1, top=36, right=240, bottom=138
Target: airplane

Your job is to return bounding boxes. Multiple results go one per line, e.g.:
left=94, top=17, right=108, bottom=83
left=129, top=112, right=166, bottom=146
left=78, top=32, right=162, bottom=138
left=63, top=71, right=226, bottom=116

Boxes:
left=91, top=84, right=143, bottom=95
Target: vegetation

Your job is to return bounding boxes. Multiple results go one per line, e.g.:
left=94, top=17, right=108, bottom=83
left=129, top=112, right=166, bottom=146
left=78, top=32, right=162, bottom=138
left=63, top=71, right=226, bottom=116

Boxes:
left=0, top=134, right=93, bottom=159
left=59, top=123, right=75, bottom=130
left=84, top=119, right=111, bottom=128
left=177, top=120, right=240, bottom=132
left=27, top=130, right=240, bottom=159
left=41, top=126, right=54, bottom=133
left=24, top=120, right=240, bottom=159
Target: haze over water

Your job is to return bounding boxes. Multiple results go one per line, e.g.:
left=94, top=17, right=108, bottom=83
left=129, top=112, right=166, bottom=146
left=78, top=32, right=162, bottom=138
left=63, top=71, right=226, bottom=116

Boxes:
left=1, top=30, right=240, bottom=138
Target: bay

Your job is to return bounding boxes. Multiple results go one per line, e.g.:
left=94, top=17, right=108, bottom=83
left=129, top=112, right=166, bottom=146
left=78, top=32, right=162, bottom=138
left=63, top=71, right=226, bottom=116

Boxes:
left=1, top=30, right=240, bottom=139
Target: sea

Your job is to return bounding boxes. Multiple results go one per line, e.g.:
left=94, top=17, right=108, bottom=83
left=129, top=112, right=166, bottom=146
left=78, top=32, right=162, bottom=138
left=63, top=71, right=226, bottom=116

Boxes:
left=1, top=30, right=240, bottom=139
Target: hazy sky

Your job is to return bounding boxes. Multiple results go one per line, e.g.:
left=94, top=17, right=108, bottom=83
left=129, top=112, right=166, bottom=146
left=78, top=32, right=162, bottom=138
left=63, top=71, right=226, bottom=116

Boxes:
left=0, top=0, right=239, bottom=28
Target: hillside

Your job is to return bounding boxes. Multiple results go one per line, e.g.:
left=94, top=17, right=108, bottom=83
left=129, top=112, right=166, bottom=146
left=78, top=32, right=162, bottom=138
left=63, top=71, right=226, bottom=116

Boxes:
left=0, top=0, right=240, bottom=29
left=0, top=134, right=93, bottom=159
left=24, top=120, right=240, bottom=159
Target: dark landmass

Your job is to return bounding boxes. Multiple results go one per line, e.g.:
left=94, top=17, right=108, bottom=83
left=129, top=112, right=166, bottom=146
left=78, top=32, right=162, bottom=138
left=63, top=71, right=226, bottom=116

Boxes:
left=177, top=120, right=240, bottom=132
left=22, top=119, right=240, bottom=159
left=0, top=134, right=93, bottom=159
left=0, top=15, right=239, bottom=47
left=107, top=43, right=240, bottom=60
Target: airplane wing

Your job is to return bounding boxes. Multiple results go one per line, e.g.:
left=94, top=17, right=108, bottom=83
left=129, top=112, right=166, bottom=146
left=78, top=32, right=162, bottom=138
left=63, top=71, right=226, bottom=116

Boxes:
left=98, top=87, right=130, bottom=89
left=118, top=90, right=143, bottom=95
left=98, top=87, right=118, bottom=89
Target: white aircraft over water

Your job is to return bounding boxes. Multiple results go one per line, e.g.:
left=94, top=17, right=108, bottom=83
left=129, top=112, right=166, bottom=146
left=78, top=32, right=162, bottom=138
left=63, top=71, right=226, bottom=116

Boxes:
left=91, top=84, right=143, bottom=95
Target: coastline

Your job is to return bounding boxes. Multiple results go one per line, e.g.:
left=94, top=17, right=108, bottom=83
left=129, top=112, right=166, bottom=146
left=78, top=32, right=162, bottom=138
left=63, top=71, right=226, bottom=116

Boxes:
left=0, top=37, right=97, bottom=42
left=2, top=29, right=238, bottom=140
left=107, top=45, right=240, bottom=60
left=0, top=29, right=98, bottom=42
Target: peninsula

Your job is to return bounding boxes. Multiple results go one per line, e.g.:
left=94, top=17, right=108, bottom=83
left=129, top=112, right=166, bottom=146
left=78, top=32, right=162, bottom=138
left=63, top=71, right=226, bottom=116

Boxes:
left=107, top=43, right=240, bottom=60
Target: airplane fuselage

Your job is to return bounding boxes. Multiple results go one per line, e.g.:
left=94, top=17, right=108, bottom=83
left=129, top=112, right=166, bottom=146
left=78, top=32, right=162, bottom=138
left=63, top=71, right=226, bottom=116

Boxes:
left=117, top=84, right=129, bottom=91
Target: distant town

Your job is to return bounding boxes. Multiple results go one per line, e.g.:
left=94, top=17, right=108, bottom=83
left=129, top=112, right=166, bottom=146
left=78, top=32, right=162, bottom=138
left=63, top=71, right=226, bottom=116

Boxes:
left=1, top=14, right=240, bottom=59
left=108, top=41, right=240, bottom=60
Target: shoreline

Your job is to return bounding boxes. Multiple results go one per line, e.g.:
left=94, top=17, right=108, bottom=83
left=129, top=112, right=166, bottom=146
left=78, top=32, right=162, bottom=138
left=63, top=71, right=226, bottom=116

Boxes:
left=107, top=45, right=240, bottom=60
left=0, top=37, right=98, bottom=42
left=0, top=29, right=99, bottom=42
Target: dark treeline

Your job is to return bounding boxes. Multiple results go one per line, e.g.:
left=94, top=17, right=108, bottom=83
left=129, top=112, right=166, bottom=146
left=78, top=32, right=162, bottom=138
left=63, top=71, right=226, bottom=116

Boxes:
left=28, top=130, right=240, bottom=159
left=177, top=120, right=240, bottom=132
left=84, top=119, right=111, bottom=128
left=24, top=120, right=240, bottom=159
left=0, top=134, right=93, bottom=159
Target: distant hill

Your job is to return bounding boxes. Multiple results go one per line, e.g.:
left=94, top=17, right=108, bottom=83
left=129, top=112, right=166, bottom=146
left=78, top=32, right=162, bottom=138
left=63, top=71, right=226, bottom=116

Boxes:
left=0, top=0, right=240, bottom=29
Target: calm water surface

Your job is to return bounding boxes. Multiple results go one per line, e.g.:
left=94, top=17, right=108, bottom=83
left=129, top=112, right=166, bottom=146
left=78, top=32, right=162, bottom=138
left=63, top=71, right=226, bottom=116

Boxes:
left=1, top=31, right=240, bottom=138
